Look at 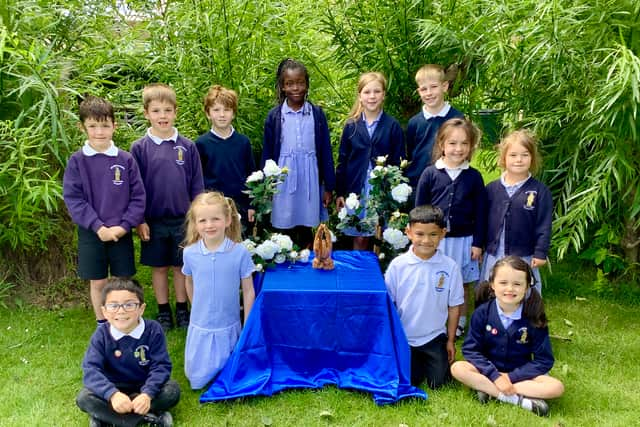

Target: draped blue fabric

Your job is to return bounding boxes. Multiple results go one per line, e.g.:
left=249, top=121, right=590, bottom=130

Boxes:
left=200, top=251, right=427, bottom=405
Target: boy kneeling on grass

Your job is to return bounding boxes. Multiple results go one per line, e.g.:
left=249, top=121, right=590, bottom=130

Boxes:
left=76, top=278, right=180, bottom=427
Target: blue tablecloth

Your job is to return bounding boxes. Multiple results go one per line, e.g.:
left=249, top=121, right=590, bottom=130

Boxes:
left=200, top=251, right=427, bottom=405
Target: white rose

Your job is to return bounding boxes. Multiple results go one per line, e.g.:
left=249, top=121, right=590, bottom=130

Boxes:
left=263, top=159, right=282, bottom=177
left=299, top=249, right=310, bottom=263
left=376, top=155, right=387, bottom=166
left=242, top=239, right=257, bottom=255
left=330, top=230, right=337, bottom=242
left=383, top=228, right=410, bottom=250
left=274, top=253, right=286, bottom=264
left=338, top=207, right=348, bottom=220
left=391, top=183, right=412, bottom=203
left=370, top=165, right=384, bottom=178
left=271, top=233, right=293, bottom=251
left=378, top=252, right=385, bottom=260
left=345, top=193, right=360, bottom=210
left=289, top=250, right=298, bottom=260
left=246, top=170, right=264, bottom=183
left=392, top=211, right=401, bottom=218
left=255, top=240, right=279, bottom=260
left=255, top=264, right=264, bottom=272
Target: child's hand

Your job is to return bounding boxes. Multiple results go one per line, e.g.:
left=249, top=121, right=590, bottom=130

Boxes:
left=137, top=223, right=151, bottom=241
left=131, top=393, right=151, bottom=415
left=110, top=391, right=133, bottom=414
left=335, top=196, right=345, bottom=210
left=531, top=257, right=546, bottom=268
left=446, top=339, right=456, bottom=363
left=471, top=246, right=483, bottom=261
left=322, top=191, right=332, bottom=208
left=97, top=226, right=116, bottom=242
left=111, top=226, right=127, bottom=239
left=247, top=209, right=255, bottom=223
left=494, top=373, right=516, bottom=395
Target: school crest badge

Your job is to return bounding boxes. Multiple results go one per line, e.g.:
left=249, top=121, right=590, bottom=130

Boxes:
left=134, top=345, right=150, bottom=366
left=111, top=164, right=125, bottom=185
left=174, top=146, right=186, bottom=165
left=517, top=327, right=529, bottom=344
left=434, top=271, right=449, bottom=292
left=524, top=191, right=537, bottom=210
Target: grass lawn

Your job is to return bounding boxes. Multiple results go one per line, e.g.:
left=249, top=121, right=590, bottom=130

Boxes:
left=1, top=262, right=639, bottom=427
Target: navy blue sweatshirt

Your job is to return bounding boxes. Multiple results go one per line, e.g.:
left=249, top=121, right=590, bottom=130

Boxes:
left=81, top=320, right=172, bottom=401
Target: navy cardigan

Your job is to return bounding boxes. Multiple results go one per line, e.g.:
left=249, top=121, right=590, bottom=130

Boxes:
left=261, top=102, right=335, bottom=192
left=462, top=300, right=554, bottom=383
left=415, top=165, right=487, bottom=248
left=485, top=177, right=552, bottom=260
left=335, top=112, right=405, bottom=197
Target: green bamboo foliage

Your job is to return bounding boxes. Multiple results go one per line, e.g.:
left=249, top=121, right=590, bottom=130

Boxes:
left=418, top=0, right=640, bottom=267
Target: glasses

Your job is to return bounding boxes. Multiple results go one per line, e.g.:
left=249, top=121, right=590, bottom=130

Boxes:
left=104, top=302, right=140, bottom=312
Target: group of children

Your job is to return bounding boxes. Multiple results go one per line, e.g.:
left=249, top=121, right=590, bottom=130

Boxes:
left=63, top=58, right=563, bottom=425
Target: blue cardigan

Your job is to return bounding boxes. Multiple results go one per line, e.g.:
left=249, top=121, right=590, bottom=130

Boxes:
left=335, top=112, right=405, bottom=197
left=462, top=300, right=554, bottom=383
left=415, top=165, right=487, bottom=247
left=405, top=107, right=464, bottom=187
left=261, top=102, right=335, bottom=192
left=485, top=177, right=553, bottom=260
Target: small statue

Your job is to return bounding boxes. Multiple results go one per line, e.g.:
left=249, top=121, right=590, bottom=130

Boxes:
left=312, top=223, right=334, bottom=270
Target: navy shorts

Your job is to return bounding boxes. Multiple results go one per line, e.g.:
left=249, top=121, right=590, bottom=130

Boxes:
left=410, top=333, right=452, bottom=389
left=77, top=226, right=135, bottom=280
left=140, top=217, right=185, bottom=267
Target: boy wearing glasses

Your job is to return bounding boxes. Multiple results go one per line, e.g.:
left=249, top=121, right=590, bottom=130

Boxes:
left=76, top=278, right=180, bottom=427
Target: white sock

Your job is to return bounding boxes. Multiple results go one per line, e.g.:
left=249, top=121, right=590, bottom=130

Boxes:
left=458, top=316, right=467, bottom=327
left=519, top=397, right=534, bottom=410
left=497, top=392, right=520, bottom=405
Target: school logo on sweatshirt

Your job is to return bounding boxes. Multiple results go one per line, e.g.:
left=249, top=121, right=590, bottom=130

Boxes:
left=524, top=191, right=537, bottom=210
left=110, top=164, right=125, bottom=185
left=134, top=345, right=150, bottom=366
left=435, top=271, right=449, bottom=292
left=517, top=327, right=529, bottom=344
left=174, top=145, right=186, bottom=165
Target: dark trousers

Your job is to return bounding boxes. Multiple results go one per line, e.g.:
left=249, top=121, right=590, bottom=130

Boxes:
left=76, top=380, right=180, bottom=427
left=273, top=225, right=314, bottom=249
left=410, top=333, right=452, bottom=389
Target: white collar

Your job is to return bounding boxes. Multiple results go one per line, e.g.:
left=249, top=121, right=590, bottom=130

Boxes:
left=147, top=128, right=178, bottom=145
left=210, top=126, right=235, bottom=140
left=110, top=318, right=145, bottom=340
left=405, top=246, right=442, bottom=264
left=435, top=158, right=470, bottom=170
left=82, top=141, right=118, bottom=157
left=422, top=102, right=451, bottom=120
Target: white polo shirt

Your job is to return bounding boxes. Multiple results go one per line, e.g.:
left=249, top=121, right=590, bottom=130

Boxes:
left=385, top=247, right=464, bottom=346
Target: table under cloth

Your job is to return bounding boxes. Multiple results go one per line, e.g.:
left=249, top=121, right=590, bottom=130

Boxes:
left=200, top=250, right=427, bottom=405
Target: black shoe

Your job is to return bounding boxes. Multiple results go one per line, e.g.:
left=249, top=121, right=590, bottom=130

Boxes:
left=156, top=311, right=173, bottom=332
left=528, top=398, right=550, bottom=417
left=89, top=416, right=102, bottom=427
left=143, top=411, right=173, bottom=427
left=175, top=308, right=190, bottom=328
left=519, top=395, right=550, bottom=417
left=476, top=391, right=490, bottom=404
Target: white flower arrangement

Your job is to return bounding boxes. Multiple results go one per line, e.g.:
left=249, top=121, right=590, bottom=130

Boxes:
left=242, top=232, right=310, bottom=272
left=244, top=159, right=289, bottom=226
left=335, top=192, right=377, bottom=235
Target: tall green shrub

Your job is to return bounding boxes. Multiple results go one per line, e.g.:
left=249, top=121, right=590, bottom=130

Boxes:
left=417, top=0, right=640, bottom=269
